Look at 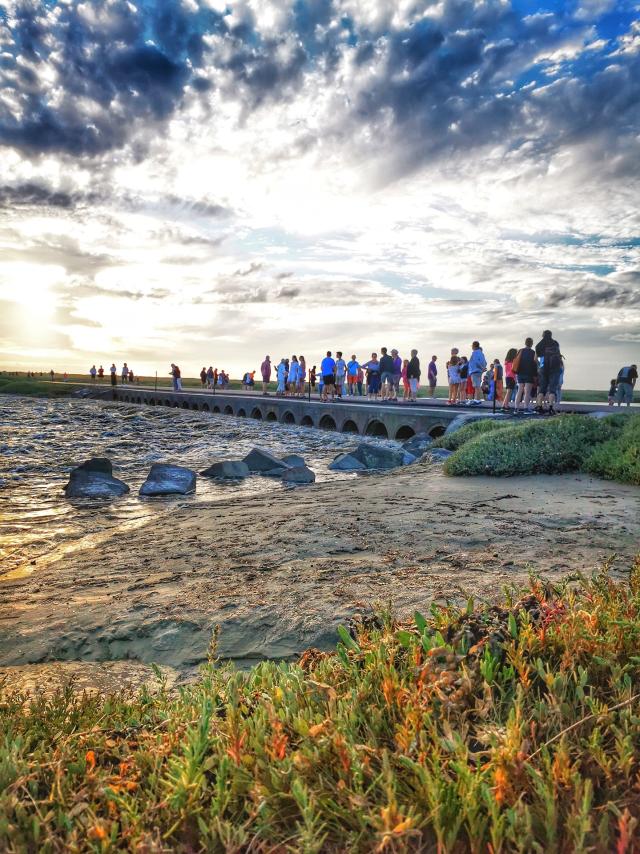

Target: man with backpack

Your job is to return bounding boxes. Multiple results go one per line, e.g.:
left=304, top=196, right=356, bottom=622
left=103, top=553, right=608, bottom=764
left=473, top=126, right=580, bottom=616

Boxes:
left=615, top=364, right=637, bottom=407
left=535, top=330, right=562, bottom=414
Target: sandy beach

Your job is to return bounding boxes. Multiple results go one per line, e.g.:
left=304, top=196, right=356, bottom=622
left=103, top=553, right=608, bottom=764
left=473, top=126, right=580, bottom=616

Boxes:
left=2, top=461, right=639, bottom=692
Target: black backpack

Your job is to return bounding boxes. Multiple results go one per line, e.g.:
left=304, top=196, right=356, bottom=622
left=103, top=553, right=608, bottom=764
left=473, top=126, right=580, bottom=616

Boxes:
left=544, top=340, right=561, bottom=371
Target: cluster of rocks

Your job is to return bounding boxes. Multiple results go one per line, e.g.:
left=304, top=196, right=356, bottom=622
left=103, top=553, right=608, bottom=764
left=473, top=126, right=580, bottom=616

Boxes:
left=328, top=433, right=451, bottom=472
left=63, top=434, right=455, bottom=500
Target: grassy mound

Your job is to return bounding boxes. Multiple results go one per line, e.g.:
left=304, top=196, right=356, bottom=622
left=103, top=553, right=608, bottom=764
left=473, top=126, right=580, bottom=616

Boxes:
left=2, top=561, right=640, bottom=851
left=442, top=414, right=640, bottom=484
left=432, top=417, right=514, bottom=451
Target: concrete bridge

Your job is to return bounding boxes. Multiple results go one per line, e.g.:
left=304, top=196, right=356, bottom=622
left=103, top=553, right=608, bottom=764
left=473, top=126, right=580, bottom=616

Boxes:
left=104, top=387, right=483, bottom=440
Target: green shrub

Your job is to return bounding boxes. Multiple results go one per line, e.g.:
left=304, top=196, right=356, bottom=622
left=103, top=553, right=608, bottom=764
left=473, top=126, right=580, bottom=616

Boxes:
left=585, top=414, right=640, bottom=485
left=443, top=414, right=618, bottom=477
left=432, top=417, right=514, bottom=450
left=1, top=561, right=640, bottom=851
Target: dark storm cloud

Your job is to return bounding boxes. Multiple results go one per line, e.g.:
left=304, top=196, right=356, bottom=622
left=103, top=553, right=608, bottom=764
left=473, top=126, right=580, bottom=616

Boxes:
left=545, top=281, right=640, bottom=308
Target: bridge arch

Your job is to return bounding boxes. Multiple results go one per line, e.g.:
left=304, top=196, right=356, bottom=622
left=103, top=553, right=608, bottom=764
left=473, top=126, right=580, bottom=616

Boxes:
left=224, top=405, right=234, bottom=415
left=236, top=408, right=246, bottom=417
left=182, top=401, right=190, bottom=409
left=191, top=402, right=199, bottom=410
left=202, top=403, right=210, bottom=412
left=365, top=420, right=388, bottom=438
left=251, top=407, right=263, bottom=420
left=300, top=415, right=314, bottom=428
left=282, top=411, right=296, bottom=425
left=149, top=398, right=156, bottom=406
left=429, top=424, right=446, bottom=439
left=341, top=419, right=359, bottom=434
left=213, top=405, right=221, bottom=413
left=395, top=425, right=415, bottom=440
left=266, top=411, right=278, bottom=422
left=319, top=414, right=337, bottom=431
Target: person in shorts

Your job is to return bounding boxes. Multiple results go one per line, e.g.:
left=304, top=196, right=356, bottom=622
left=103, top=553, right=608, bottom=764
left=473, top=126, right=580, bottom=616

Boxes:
left=363, top=353, right=381, bottom=399
left=379, top=347, right=395, bottom=400
left=428, top=356, right=438, bottom=397
left=321, top=351, right=336, bottom=401
left=513, top=337, right=537, bottom=413
left=502, top=348, right=518, bottom=410
left=535, top=330, right=562, bottom=413
left=334, top=351, right=346, bottom=398
left=391, top=349, right=402, bottom=401
left=407, top=349, right=421, bottom=403
left=346, top=355, right=359, bottom=396
left=467, top=341, right=487, bottom=405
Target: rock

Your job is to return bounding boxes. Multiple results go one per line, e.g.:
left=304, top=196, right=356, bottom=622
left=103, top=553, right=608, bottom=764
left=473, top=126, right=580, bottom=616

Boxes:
left=200, top=461, right=250, bottom=479
left=281, top=454, right=306, bottom=468
left=351, top=443, right=411, bottom=470
left=243, top=448, right=289, bottom=473
left=402, top=433, right=433, bottom=457
left=425, top=448, right=453, bottom=462
left=139, top=464, right=196, bottom=496
left=64, top=458, right=129, bottom=498
left=282, top=466, right=316, bottom=484
left=328, top=453, right=366, bottom=471
left=261, top=467, right=290, bottom=478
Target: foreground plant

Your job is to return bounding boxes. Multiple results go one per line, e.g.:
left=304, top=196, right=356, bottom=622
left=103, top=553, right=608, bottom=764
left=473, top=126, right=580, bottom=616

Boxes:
left=1, top=559, right=640, bottom=852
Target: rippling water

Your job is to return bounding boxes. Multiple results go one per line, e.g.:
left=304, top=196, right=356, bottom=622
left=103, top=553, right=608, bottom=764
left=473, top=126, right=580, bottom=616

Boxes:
left=0, top=395, right=394, bottom=579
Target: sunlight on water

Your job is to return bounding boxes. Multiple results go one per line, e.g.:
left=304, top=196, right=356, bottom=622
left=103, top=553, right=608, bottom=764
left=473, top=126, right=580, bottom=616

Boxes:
left=0, top=396, right=393, bottom=579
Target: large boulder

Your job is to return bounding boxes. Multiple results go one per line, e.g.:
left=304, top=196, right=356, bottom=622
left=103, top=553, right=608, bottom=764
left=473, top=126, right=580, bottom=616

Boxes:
left=351, top=443, right=415, bottom=470
left=281, top=454, right=306, bottom=468
left=243, top=448, right=289, bottom=473
left=281, top=466, right=315, bottom=484
left=139, top=464, right=196, bottom=496
left=425, top=448, right=453, bottom=462
left=402, top=432, right=433, bottom=458
left=200, top=461, right=249, bottom=479
left=328, top=453, right=366, bottom=472
left=64, top=458, right=129, bottom=498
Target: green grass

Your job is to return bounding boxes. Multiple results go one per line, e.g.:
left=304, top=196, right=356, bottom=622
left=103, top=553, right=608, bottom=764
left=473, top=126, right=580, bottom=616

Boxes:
left=0, top=379, right=76, bottom=397
left=441, top=414, right=640, bottom=485
left=1, top=560, right=640, bottom=851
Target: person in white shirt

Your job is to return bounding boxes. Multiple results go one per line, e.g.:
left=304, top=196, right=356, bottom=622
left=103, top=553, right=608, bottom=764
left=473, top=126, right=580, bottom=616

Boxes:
left=335, top=351, right=346, bottom=398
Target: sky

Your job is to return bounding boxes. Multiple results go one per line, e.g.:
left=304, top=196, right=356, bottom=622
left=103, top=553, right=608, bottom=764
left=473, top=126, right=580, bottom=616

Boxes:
left=0, top=0, right=638, bottom=388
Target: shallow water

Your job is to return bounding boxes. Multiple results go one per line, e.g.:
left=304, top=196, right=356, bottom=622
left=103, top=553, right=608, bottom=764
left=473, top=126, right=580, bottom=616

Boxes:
left=0, top=395, right=394, bottom=579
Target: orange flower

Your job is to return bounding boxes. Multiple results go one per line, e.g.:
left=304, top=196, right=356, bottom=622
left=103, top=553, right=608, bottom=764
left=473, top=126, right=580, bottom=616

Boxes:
left=85, top=750, right=96, bottom=772
left=494, top=766, right=509, bottom=805
left=88, top=824, right=107, bottom=840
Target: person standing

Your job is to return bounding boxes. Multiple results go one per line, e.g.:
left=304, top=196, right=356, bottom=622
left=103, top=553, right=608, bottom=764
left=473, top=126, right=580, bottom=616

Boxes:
left=447, top=355, right=460, bottom=405
left=608, top=378, right=617, bottom=406
left=401, top=358, right=410, bottom=400
left=493, top=358, right=504, bottom=401
left=346, top=355, right=359, bottom=396
left=379, top=347, right=395, bottom=401
left=261, top=356, right=272, bottom=396
left=467, top=341, right=487, bottom=405
left=427, top=356, right=438, bottom=397
left=89, top=365, right=97, bottom=381
left=362, top=353, right=381, bottom=400
left=458, top=356, right=468, bottom=403
left=121, top=363, right=128, bottom=384
left=128, top=368, right=134, bottom=384
left=320, top=351, right=336, bottom=401
left=170, top=363, right=182, bottom=391
left=513, top=338, right=537, bottom=413
left=276, top=358, right=287, bottom=396
left=535, top=330, right=562, bottom=414
left=200, top=367, right=207, bottom=387
left=298, top=356, right=306, bottom=396
left=357, top=364, right=364, bottom=397
left=615, top=364, right=637, bottom=407
left=334, top=351, right=346, bottom=399
left=502, top=349, right=518, bottom=410
left=288, top=356, right=300, bottom=397
left=310, top=365, right=316, bottom=391
left=407, top=349, right=421, bottom=403
left=391, top=349, right=402, bottom=401
left=97, top=365, right=104, bottom=380
left=110, top=363, right=117, bottom=386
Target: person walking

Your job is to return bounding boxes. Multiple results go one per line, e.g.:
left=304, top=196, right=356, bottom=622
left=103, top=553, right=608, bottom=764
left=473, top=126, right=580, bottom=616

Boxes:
left=428, top=356, right=438, bottom=397
left=320, top=351, right=336, bottom=401
left=407, top=349, right=421, bottom=403
left=513, top=337, right=537, bottom=413
left=535, top=330, right=562, bottom=414
left=467, top=341, right=486, bottom=405
left=261, top=356, right=272, bottom=396
left=110, top=363, right=117, bottom=386
left=615, top=364, right=637, bottom=407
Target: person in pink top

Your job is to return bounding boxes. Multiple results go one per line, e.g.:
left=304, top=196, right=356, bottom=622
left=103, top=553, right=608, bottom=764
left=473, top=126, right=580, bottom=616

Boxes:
left=261, top=356, right=271, bottom=396
left=502, top=348, right=518, bottom=410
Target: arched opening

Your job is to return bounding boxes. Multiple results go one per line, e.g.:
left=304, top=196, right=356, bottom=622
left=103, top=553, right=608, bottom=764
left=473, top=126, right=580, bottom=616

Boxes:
left=301, top=415, right=314, bottom=427
left=149, top=399, right=156, bottom=406
left=182, top=401, right=190, bottom=409
left=213, top=405, right=221, bottom=413
left=202, top=403, right=210, bottom=412
left=395, top=425, right=415, bottom=440
left=237, top=408, right=246, bottom=418
left=251, top=408, right=263, bottom=420
left=282, top=411, right=296, bottom=425
left=342, top=419, right=359, bottom=434
left=319, top=414, right=337, bottom=431
left=365, top=420, right=388, bottom=438
left=429, top=425, right=446, bottom=439
left=191, top=402, right=199, bottom=411
left=224, top=405, right=234, bottom=415
left=137, top=397, right=142, bottom=404
left=165, top=400, right=172, bottom=407
left=266, top=411, right=277, bottom=422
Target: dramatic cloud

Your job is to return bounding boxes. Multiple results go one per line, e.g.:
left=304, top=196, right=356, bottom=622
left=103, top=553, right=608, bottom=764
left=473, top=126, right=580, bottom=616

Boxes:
left=0, top=0, right=638, bottom=385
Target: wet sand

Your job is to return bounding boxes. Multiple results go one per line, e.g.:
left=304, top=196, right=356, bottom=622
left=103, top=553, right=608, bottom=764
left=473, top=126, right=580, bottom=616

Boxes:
left=1, top=463, right=639, bottom=692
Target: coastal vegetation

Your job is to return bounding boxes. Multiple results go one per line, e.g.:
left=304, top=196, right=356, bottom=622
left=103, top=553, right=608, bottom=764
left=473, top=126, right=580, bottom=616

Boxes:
left=0, top=378, right=76, bottom=398
left=437, top=413, right=640, bottom=485
left=1, top=560, right=640, bottom=851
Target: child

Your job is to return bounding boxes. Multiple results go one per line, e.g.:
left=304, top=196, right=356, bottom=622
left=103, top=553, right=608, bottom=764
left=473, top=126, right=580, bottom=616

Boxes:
left=608, top=379, right=617, bottom=406
left=447, top=356, right=460, bottom=404
left=401, top=358, right=410, bottom=400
